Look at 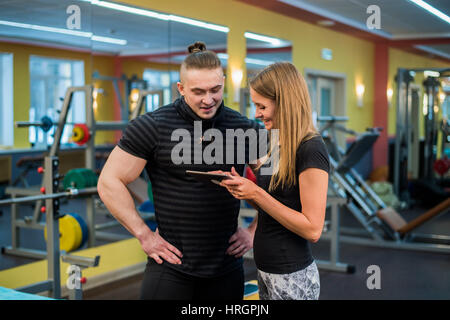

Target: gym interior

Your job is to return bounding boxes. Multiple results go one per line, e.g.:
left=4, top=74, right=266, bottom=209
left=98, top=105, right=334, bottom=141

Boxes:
left=0, top=0, right=449, bottom=301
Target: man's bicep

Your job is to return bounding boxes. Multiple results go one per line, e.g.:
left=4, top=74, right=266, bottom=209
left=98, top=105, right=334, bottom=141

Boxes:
left=101, top=146, right=147, bottom=185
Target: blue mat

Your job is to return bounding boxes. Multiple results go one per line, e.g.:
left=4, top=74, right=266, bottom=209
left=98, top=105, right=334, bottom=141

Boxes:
left=0, top=286, right=54, bottom=300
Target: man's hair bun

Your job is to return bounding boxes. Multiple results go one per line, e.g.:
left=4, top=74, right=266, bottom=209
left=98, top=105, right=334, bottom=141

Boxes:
left=188, top=41, right=207, bottom=54
left=182, top=41, right=221, bottom=70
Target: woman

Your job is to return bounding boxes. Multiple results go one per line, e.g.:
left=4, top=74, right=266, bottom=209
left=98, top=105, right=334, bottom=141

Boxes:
left=220, top=62, right=329, bottom=300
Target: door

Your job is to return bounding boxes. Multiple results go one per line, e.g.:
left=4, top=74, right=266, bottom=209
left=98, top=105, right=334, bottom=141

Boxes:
left=317, top=77, right=335, bottom=117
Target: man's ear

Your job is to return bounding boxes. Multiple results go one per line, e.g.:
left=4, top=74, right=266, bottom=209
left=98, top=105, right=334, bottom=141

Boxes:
left=177, top=81, right=184, bottom=96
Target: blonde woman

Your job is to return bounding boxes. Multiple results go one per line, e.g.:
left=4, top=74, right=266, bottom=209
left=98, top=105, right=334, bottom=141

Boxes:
left=220, top=62, right=329, bottom=300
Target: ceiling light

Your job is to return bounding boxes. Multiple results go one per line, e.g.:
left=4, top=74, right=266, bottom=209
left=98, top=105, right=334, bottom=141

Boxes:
left=244, top=32, right=282, bottom=46
left=92, top=0, right=170, bottom=20
left=91, top=35, right=126, bottom=45
left=88, top=0, right=229, bottom=33
left=168, top=15, right=229, bottom=32
left=0, top=20, right=91, bottom=37
left=0, top=19, right=127, bottom=45
left=217, top=53, right=229, bottom=60
left=245, top=57, right=274, bottom=66
left=407, top=0, right=450, bottom=24
left=217, top=53, right=274, bottom=66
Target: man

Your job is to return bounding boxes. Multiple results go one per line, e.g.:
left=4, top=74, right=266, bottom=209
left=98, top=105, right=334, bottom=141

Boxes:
left=97, top=42, right=260, bottom=300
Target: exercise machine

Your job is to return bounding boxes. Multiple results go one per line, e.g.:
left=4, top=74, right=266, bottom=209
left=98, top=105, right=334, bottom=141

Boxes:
left=393, top=68, right=450, bottom=206
left=319, top=116, right=450, bottom=254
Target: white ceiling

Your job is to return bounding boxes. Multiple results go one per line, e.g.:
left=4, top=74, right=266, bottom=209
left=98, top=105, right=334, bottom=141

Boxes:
left=278, top=0, right=450, bottom=59
left=1, top=0, right=447, bottom=63
left=0, top=0, right=290, bottom=67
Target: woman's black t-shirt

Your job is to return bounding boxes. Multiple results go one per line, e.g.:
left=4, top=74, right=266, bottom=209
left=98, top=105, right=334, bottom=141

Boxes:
left=253, top=135, right=330, bottom=274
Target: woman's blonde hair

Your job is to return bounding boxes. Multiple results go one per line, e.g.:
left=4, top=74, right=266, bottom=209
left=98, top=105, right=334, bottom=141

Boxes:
left=249, top=62, right=318, bottom=191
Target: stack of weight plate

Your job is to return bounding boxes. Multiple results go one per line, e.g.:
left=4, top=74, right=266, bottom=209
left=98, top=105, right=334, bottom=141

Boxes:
left=63, top=168, right=98, bottom=190
left=44, top=213, right=89, bottom=252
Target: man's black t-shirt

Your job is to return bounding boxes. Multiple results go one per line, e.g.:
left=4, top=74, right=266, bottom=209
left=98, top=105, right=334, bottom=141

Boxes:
left=254, top=135, right=330, bottom=274
left=118, top=97, right=261, bottom=278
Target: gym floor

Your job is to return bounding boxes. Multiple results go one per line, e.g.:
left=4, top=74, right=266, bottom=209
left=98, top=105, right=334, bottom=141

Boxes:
left=1, top=198, right=448, bottom=300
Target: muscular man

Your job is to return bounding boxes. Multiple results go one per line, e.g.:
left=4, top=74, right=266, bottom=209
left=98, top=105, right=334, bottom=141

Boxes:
left=98, top=42, right=260, bottom=300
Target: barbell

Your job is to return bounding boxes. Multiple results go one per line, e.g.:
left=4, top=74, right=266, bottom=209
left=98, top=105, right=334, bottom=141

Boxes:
left=0, top=187, right=98, bottom=206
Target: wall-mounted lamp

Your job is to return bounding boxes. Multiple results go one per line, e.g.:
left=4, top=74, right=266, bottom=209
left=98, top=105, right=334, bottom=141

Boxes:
left=356, top=84, right=365, bottom=107
left=92, top=87, right=104, bottom=115
left=434, top=104, right=439, bottom=114
left=387, top=88, right=393, bottom=108
left=93, top=88, right=99, bottom=114
left=129, top=88, right=140, bottom=113
left=232, top=69, right=243, bottom=103
left=130, top=88, right=140, bottom=103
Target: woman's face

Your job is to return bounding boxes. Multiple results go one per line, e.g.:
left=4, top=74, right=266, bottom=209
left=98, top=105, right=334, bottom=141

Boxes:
left=250, top=88, right=276, bottom=130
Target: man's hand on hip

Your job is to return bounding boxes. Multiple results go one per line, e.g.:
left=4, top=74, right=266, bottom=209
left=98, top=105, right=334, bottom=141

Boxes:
left=226, top=227, right=254, bottom=258
left=140, top=228, right=183, bottom=265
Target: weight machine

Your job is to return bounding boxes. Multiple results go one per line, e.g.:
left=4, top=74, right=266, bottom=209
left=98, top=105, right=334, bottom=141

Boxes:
left=319, top=116, right=450, bottom=254
left=393, top=68, right=450, bottom=205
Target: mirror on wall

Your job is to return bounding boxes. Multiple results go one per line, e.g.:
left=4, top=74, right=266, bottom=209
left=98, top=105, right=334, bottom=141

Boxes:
left=0, top=0, right=94, bottom=149
left=242, top=32, right=292, bottom=119
left=89, top=2, right=171, bottom=145
left=0, top=0, right=231, bottom=149
left=89, top=2, right=228, bottom=143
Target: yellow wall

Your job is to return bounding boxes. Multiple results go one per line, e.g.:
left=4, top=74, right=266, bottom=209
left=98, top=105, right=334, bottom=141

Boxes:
left=0, top=42, right=180, bottom=147
left=2, top=0, right=449, bottom=149
left=91, top=55, right=116, bottom=145
left=0, top=42, right=94, bottom=148
left=123, top=0, right=376, bottom=133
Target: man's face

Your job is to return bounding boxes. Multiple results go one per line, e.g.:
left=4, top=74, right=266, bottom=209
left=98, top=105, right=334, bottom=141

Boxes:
left=177, top=67, right=224, bottom=120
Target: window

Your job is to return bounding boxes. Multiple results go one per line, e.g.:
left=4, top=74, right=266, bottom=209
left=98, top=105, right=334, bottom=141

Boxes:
left=0, top=53, right=13, bottom=147
left=29, top=56, right=85, bottom=148
left=305, top=70, right=347, bottom=150
left=143, top=69, right=179, bottom=112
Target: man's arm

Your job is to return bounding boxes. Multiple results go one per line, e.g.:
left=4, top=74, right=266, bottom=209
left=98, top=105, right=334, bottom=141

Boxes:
left=98, top=146, right=182, bottom=264
left=98, top=146, right=150, bottom=240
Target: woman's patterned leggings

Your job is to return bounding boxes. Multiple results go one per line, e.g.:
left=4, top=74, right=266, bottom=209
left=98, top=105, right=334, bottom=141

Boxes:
left=257, top=261, right=320, bottom=300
